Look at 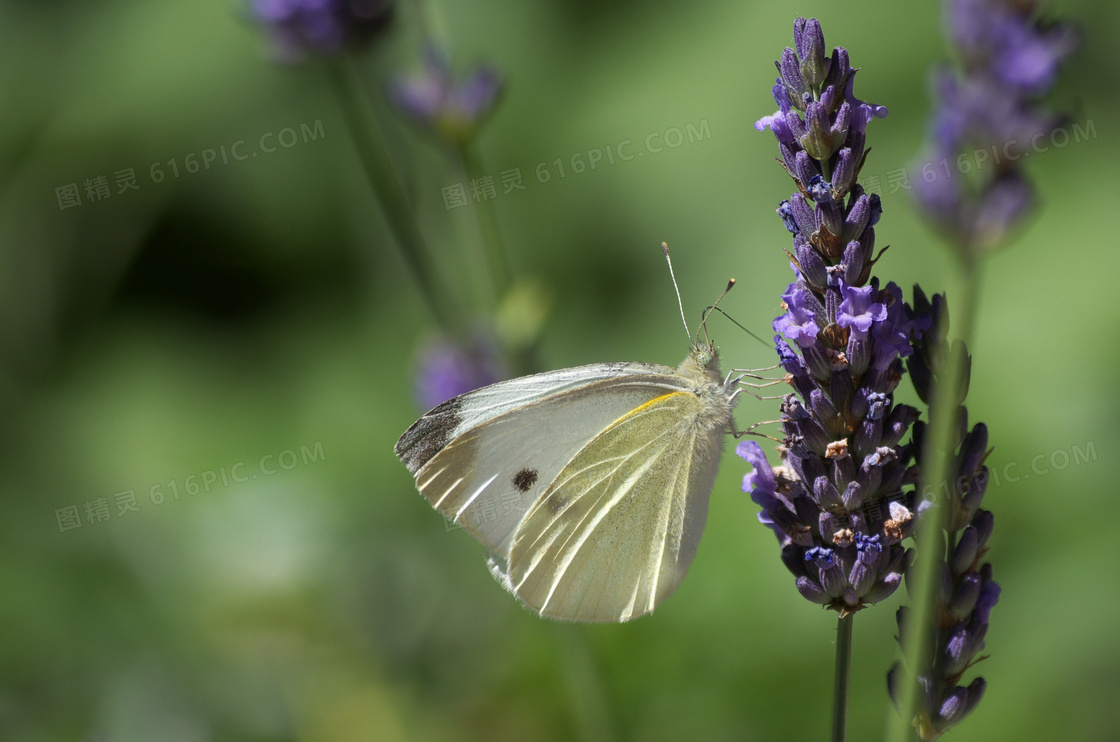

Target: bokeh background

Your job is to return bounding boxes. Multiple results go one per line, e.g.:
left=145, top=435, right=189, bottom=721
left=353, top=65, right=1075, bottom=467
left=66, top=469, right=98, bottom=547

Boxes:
left=1, top=0, right=1115, bottom=740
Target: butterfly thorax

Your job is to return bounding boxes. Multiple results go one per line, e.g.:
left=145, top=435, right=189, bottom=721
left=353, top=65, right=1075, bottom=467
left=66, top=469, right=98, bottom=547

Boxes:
left=678, top=343, right=737, bottom=439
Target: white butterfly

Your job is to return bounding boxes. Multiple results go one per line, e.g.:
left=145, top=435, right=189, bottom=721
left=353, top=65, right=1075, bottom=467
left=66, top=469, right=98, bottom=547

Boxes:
left=396, top=253, right=741, bottom=622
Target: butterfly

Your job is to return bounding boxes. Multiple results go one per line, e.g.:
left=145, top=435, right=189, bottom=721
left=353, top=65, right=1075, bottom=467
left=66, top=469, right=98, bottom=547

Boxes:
left=395, top=249, right=742, bottom=622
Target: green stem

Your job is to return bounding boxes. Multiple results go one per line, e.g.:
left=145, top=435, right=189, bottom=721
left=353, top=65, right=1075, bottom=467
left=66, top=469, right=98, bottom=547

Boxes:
left=557, top=626, right=617, bottom=742
left=887, top=255, right=983, bottom=741
left=456, top=140, right=510, bottom=309
left=832, top=613, right=854, bottom=742
left=328, top=55, right=461, bottom=334
left=455, top=140, right=543, bottom=377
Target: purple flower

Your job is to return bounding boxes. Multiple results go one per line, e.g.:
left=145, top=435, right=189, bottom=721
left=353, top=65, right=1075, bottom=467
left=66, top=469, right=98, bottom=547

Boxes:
left=250, top=0, right=393, bottom=60
left=738, top=440, right=776, bottom=500
left=738, top=441, right=787, bottom=539
left=773, top=284, right=822, bottom=348
left=887, top=283, right=1005, bottom=736
left=793, top=18, right=827, bottom=87
left=387, top=46, right=503, bottom=144
left=837, top=281, right=886, bottom=339
left=415, top=333, right=504, bottom=410
left=749, top=19, right=925, bottom=619
left=872, top=281, right=926, bottom=366
left=913, top=0, right=1077, bottom=250
left=946, top=0, right=1077, bottom=94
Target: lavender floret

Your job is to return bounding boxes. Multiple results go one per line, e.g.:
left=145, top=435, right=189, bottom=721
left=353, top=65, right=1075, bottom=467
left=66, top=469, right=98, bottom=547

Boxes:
left=250, top=0, right=393, bottom=60
left=387, top=46, right=504, bottom=144
left=415, top=332, right=504, bottom=410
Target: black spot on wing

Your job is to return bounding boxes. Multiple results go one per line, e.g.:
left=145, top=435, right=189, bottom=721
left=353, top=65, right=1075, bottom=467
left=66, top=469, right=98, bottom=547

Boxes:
left=512, top=468, right=538, bottom=492
left=394, top=397, right=463, bottom=474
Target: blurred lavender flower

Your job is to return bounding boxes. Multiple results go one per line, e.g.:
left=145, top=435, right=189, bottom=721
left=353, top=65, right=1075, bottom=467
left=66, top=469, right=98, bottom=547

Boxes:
left=387, top=46, right=504, bottom=144
left=748, top=17, right=924, bottom=617
left=883, top=287, right=1000, bottom=740
left=250, top=0, right=393, bottom=61
left=913, top=0, right=1077, bottom=250
left=888, top=1, right=1076, bottom=731
left=415, top=333, right=504, bottom=411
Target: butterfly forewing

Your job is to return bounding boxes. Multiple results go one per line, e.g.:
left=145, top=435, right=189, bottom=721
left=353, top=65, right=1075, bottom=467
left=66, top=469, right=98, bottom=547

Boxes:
left=399, top=367, right=692, bottom=556
left=397, top=362, right=676, bottom=474
left=507, top=390, right=719, bottom=622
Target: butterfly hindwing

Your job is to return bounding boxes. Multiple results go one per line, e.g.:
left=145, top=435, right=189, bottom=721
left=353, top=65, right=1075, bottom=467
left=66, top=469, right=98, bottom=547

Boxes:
left=505, top=389, right=725, bottom=622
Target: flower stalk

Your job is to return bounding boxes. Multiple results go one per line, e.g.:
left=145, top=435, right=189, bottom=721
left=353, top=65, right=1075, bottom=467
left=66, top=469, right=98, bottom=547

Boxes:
left=327, top=56, right=462, bottom=333
left=251, top=3, right=515, bottom=405
left=383, top=42, right=526, bottom=394
left=387, top=44, right=507, bottom=311
left=887, top=265, right=981, bottom=742
left=832, top=613, right=854, bottom=742
left=455, top=139, right=510, bottom=310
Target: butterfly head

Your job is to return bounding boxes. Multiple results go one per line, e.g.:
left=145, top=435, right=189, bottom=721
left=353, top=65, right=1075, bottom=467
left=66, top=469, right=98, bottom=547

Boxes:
left=680, top=338, right=723, bottom=386
left=688, top=338, right=717, bottom=369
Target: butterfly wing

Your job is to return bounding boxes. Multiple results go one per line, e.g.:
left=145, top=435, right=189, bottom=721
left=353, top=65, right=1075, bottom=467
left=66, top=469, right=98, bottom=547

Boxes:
left=395, top=363, right=689, bottom=557
left=505, top=389, right=727, bottom=622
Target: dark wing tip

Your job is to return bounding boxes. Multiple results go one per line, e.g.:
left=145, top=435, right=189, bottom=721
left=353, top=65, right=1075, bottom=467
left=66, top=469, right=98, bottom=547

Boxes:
left=394, top=396, right=464, bottom=474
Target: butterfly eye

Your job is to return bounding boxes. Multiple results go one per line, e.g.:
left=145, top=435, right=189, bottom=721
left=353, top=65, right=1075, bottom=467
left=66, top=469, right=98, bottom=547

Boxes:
left=692, top=345, right=716, bottom=369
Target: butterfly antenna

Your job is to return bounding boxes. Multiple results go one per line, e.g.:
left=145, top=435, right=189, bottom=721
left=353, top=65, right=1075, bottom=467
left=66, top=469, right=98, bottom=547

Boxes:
left=698, top=279, right=736, bottom=345
left=662, top=242, right=692, bottom=345
left=707, top=305, right=771, bottom=349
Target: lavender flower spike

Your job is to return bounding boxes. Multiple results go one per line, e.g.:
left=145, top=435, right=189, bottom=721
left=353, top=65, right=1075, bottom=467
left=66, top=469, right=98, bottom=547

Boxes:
left=747, top=17, right=921, bottom=618
left=884, top=286, right=1001, bottom=739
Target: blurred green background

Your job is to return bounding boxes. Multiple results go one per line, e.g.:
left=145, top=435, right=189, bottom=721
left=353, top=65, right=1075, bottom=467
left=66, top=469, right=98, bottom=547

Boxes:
left=1, top=0, right=1115, bottom=740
